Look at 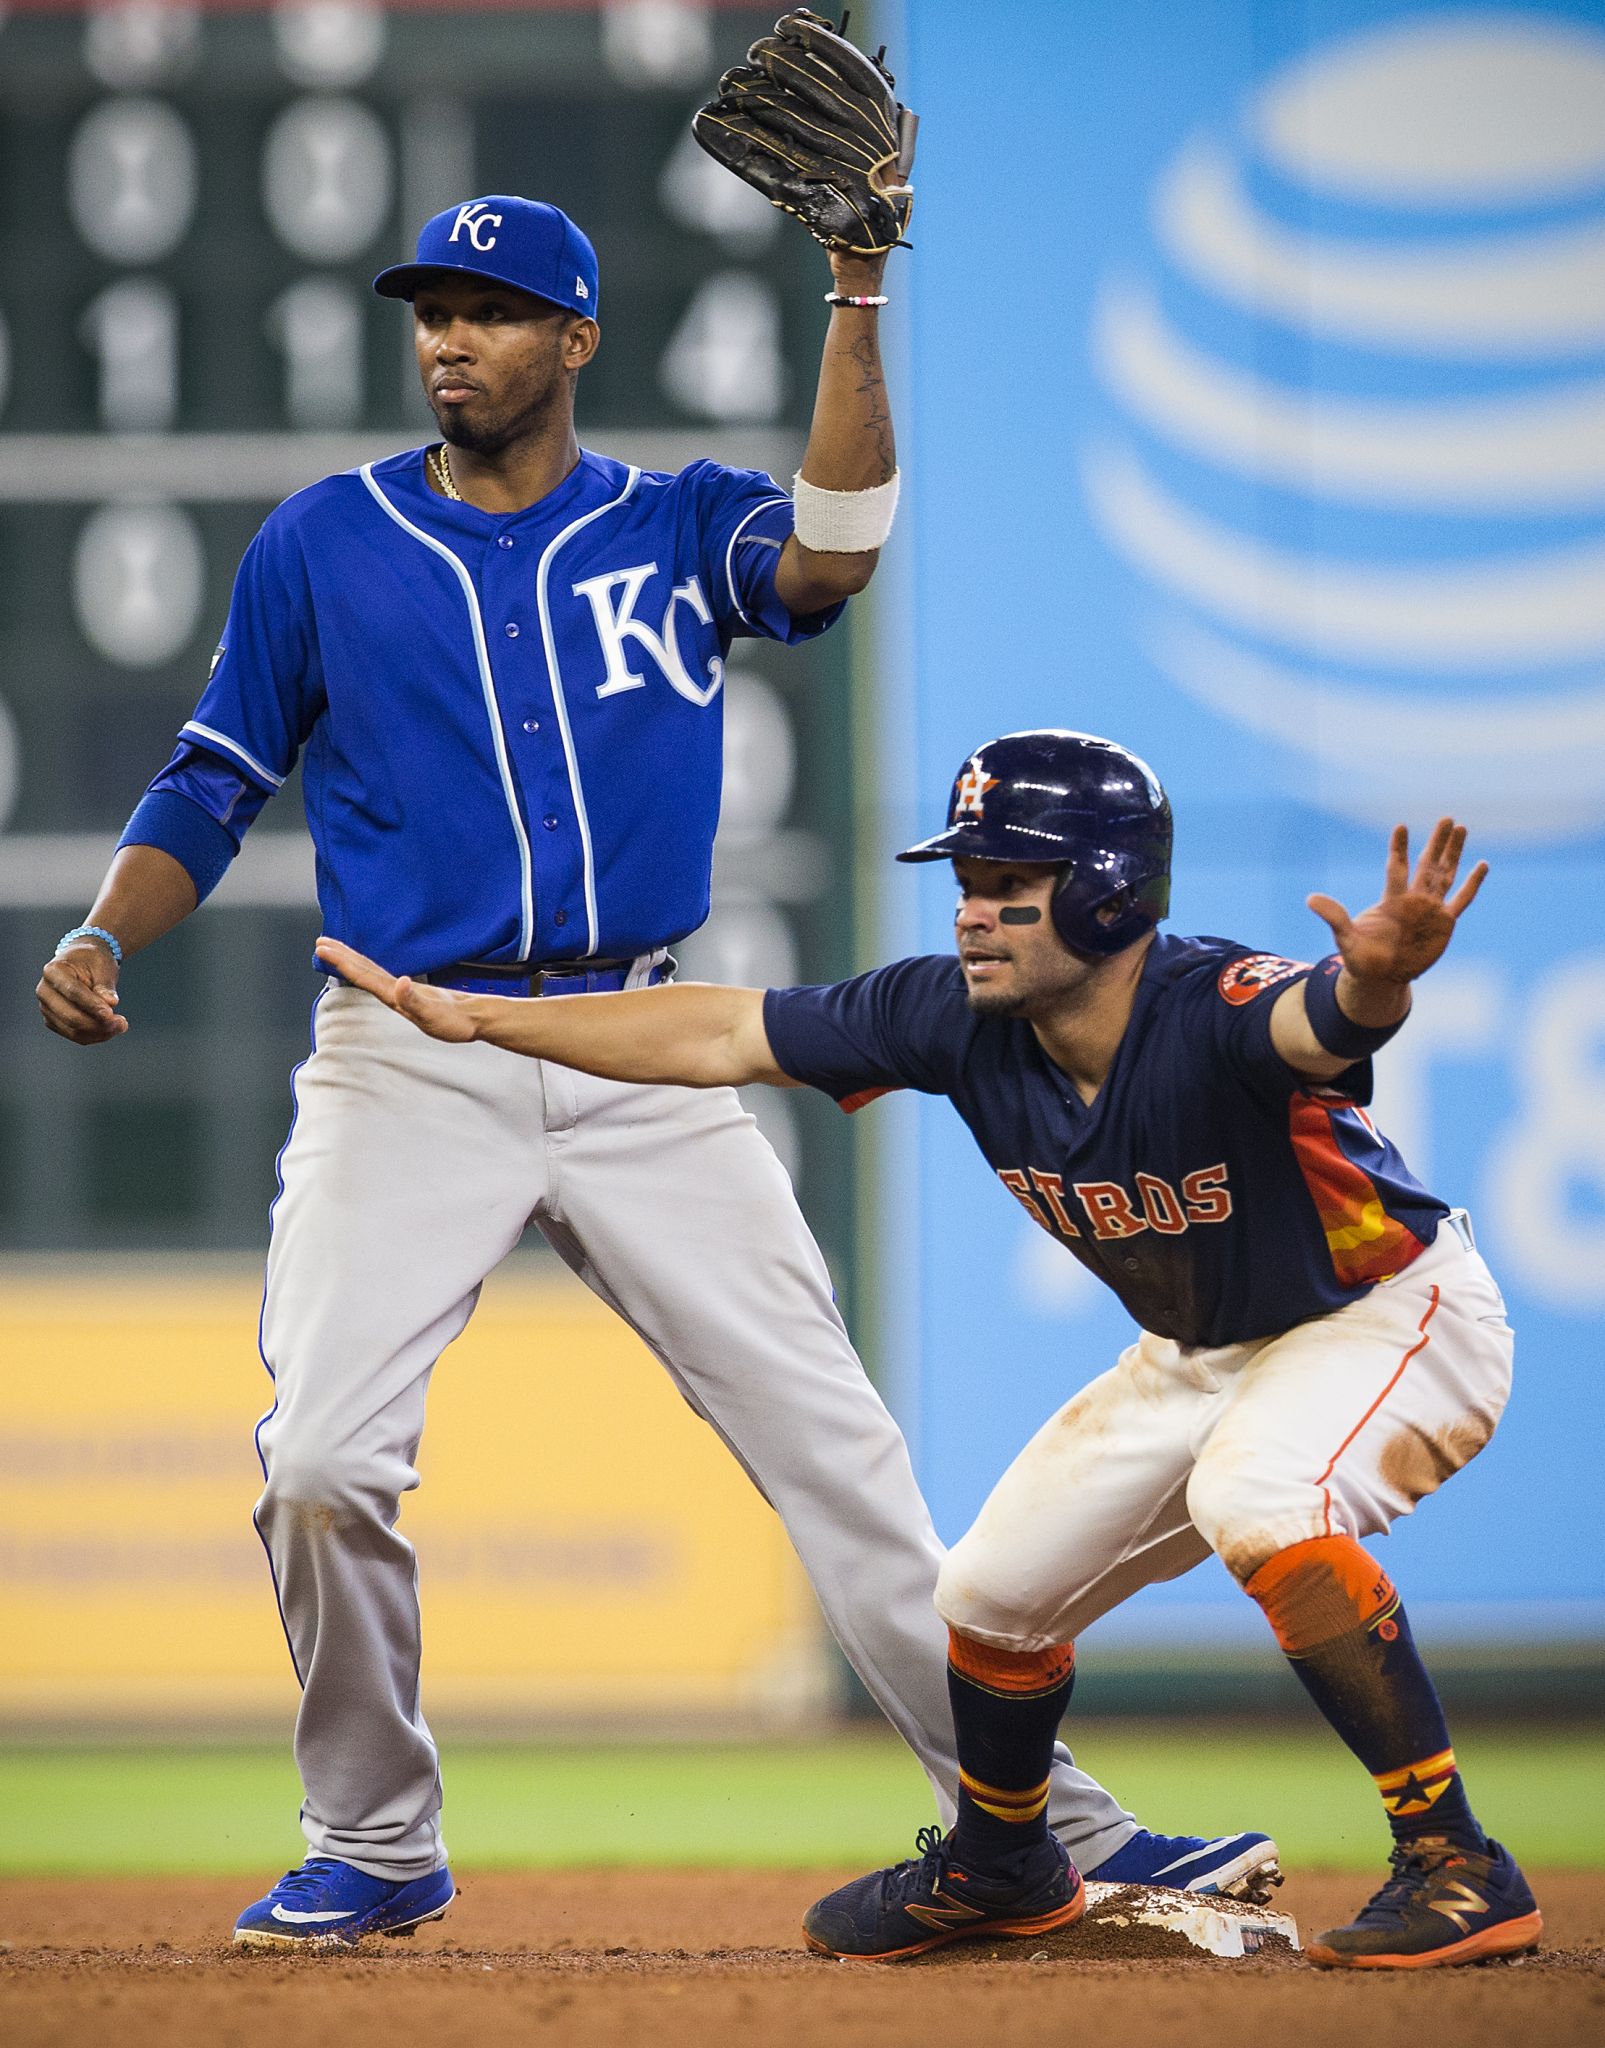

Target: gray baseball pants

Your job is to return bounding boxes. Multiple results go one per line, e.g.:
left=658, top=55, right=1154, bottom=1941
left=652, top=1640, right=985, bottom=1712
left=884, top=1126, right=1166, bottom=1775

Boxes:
left=253, top=984, right=1137, bottom=1878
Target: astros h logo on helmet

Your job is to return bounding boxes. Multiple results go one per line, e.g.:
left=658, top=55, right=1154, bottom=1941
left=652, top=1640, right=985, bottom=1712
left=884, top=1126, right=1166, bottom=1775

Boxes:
left=955, top=761, right=999, bottom=817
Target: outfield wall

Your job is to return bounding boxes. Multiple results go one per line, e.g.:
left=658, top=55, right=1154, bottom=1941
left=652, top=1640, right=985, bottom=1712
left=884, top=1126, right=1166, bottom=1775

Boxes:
left=878, top=0, right=1605, bottom=1645
left=0, top=1260, right=828, bottom=1728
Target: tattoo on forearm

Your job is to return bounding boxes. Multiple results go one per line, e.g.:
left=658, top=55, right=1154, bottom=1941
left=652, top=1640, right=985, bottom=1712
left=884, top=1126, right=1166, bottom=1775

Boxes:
left=846, top=333, right=895, bottom=481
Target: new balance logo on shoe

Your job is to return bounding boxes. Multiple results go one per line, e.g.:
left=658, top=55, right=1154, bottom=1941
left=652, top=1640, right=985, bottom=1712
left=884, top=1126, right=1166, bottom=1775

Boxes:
left=1426, top=1882, right=1492, bottom=1935
left=905, top=1890, right=986, bottom=1931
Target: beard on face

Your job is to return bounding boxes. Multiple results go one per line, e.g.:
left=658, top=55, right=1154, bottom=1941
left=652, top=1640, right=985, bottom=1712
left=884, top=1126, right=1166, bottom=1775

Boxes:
left=428, top=357, right=568, bottom=457
left=961, top=947, right=1096, bottom=1019
left=961, top=949, right=1041, bottom=1017
left=964, top=978, right=1031, bottom=1018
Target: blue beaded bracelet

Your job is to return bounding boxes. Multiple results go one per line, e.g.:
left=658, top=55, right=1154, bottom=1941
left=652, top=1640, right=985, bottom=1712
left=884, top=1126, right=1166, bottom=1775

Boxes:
left=56, top=923, right=124, bottom=967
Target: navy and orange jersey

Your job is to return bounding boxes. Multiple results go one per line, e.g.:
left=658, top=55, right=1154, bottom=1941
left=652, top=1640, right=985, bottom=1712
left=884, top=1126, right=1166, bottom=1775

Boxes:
left=762, top=934, right=1449, bottom=1350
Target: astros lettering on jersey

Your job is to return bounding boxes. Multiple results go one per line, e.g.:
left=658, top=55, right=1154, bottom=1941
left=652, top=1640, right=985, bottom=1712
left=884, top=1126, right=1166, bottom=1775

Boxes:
left=762, top=936, right=1449, bottom=1349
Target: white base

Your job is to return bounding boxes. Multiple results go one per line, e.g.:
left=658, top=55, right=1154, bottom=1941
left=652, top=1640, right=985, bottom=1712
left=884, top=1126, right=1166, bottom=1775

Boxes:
left=1082, top=1881, right=1302, bottom=1958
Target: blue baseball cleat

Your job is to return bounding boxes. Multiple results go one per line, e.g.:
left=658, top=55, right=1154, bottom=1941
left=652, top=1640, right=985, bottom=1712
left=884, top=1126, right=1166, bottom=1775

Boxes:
left=1306, top=1836, right=1542, bottom=1970
left=232, top=1856, right=456, bottom=1949
left=1084, top=1828, right=1282, bottom=1901
left=803, top=1825, right=1085, bottom=1961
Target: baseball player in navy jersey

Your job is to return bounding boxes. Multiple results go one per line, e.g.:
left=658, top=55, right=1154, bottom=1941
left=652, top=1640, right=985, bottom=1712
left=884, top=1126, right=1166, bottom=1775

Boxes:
left=318, top=726, right=1541, bottom=1970
left=33, top=92, right=1272, bottom=1940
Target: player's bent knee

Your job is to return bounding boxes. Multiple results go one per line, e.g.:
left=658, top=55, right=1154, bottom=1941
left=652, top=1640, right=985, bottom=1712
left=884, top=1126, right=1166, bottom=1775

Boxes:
left=1184, top=1458, right=1285, bottom=1584
left=934, top=1543, right=1060, bottom=1651
left=255, top=1445, right=385, bottom=1524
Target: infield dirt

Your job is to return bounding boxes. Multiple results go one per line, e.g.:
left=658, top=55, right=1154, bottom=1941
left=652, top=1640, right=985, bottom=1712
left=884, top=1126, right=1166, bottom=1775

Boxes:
left=3, top=1867, right=1602, bottom=2047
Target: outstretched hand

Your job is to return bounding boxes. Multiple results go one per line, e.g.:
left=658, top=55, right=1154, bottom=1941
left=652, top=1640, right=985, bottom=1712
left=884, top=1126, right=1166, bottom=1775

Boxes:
left=1307, top=819, right=1488, bottom=986
left=315, top=937, right=480, bottom=1043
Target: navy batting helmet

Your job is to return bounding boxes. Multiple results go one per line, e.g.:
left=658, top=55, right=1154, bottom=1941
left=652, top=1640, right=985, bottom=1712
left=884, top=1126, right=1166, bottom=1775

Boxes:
left=897, top=730, right=1172, bottom=957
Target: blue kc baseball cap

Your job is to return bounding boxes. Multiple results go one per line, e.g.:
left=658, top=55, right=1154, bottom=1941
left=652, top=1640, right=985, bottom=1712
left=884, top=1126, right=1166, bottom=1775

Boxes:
left=373, top=196, right=599, bottom=316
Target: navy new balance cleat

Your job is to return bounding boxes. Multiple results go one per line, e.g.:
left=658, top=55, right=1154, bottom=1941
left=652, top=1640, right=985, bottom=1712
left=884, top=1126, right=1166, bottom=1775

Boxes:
left=1084, top=1827, right=1282, bottom=1902
left=803, top=1824, right=1084, bottom=1961
left=233, top=1856, right=456, bottom=1949
left=1306, top=1836, right=1541, bottom=1970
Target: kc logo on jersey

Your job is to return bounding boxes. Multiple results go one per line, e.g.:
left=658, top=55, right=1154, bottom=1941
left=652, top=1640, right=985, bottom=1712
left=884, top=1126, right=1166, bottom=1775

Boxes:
left=955, top=760, right=999, bottom=816
left=1217, top=953, right=1309, bottom=1006
left=448, top=202, right=503, bottom=251
left=573, top=563, right=724, bottom=708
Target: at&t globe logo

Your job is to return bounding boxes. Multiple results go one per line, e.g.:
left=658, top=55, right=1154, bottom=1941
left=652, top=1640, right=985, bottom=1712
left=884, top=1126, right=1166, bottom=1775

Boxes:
left=1086, top=9, right=1605, bottom=845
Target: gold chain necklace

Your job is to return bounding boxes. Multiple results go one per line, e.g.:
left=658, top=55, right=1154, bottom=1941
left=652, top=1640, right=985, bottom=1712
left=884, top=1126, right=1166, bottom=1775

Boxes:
left=429, top=444, right=461, bottom=501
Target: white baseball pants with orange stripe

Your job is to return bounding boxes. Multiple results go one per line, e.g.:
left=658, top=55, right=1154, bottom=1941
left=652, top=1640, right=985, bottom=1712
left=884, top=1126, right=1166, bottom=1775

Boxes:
left=935, top=1217, right=1514, bottom=1652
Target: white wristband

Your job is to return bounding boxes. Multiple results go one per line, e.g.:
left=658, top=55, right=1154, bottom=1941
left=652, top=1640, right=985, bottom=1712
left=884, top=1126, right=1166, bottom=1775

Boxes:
left=792, top=467, right=900, bottom=553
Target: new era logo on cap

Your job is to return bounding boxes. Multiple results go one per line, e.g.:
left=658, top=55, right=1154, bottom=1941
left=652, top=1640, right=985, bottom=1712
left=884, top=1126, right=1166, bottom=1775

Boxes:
left=373, top=195, right=600, bottom=317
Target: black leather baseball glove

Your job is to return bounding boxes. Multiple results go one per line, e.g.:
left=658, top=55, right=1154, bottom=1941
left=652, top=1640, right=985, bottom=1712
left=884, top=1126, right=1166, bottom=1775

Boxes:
left=692, top=9, right=918, bottom=256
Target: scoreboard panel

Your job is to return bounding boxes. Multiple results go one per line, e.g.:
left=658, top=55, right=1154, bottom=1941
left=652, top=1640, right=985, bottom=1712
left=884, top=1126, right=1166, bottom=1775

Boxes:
left=2, top=2, right=814, bottom=435
left=0, top=1, right=866, bottom=1306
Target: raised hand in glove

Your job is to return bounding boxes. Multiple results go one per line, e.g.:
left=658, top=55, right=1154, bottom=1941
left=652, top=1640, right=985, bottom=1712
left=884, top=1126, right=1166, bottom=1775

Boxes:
left=692, top=9, right=918, bottom=257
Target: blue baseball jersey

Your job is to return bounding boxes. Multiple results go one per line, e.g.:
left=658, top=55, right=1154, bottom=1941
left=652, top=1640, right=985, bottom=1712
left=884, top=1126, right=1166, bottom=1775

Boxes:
left=763, top=935, right=1450, bottom=1349
left=122, top=447, right=840, bottom=972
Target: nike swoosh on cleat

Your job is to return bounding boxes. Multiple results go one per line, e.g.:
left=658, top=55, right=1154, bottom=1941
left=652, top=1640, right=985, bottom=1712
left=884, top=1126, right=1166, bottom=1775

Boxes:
left=1150, top=1835, right=1252, bottom=1878
left=270, top=1904, right=358, bottom=1923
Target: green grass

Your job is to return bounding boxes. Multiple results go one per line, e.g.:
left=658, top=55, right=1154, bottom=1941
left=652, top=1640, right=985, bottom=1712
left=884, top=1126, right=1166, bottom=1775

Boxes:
left=1, top=1724, right=1599, bottom=1876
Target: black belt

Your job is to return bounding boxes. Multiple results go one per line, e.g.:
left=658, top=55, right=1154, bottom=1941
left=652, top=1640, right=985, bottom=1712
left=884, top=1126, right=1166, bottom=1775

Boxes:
left=416, top=953, right=673, bottom=998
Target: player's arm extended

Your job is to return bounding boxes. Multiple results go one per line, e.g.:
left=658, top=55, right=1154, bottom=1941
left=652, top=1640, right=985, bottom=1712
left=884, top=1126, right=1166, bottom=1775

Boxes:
left=1269, top=818, right=1488, bottom=1080
left=772, top=252, right=895, bottom=614
left=315, top=939, right=799, bottom=1089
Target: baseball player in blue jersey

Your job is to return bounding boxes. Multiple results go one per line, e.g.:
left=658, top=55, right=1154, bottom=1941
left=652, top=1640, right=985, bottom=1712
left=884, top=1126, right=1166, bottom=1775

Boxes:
left=318, top=726, right=1541, bottom=1970
left=34, top=17, right=1271, bottom=1951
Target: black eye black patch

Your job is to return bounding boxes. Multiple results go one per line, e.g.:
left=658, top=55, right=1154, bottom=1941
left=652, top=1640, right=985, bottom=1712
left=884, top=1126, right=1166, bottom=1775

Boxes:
left=999, top=906, right=1043, bottom=924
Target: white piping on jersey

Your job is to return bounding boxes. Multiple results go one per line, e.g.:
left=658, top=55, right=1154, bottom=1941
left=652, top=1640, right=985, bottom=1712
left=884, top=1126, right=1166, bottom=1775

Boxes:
left=181, top=721, right=286, bottom=790
left=534, top=465, right=641, bottom=956
left=723, top=495, right=792, bottom=631
left=359, top=464, right=537, bottom=958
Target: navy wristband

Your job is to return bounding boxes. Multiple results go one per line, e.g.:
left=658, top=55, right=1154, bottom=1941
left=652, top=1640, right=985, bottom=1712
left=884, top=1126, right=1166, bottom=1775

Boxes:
left=1302, top=954, right=1407, bottom=1059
